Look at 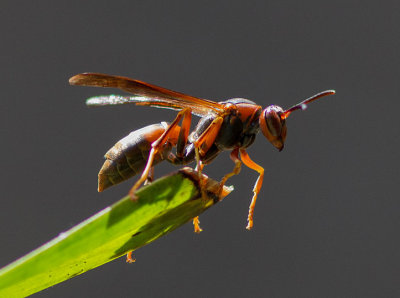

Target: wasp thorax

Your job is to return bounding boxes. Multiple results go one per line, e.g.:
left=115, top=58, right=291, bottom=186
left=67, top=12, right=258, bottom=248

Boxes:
left=259, top=105, right=287, bottom=151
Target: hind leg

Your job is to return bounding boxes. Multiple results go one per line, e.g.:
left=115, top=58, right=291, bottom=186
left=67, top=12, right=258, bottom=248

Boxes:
left=128, top=108, right=192, bottom=199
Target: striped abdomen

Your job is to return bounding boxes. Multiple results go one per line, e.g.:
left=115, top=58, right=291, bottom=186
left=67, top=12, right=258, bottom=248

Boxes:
left=98, top=123, right=172, bottom=192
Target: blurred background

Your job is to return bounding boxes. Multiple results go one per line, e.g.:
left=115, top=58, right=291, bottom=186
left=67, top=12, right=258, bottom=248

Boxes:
left=0, top=1, right=399, bottom=297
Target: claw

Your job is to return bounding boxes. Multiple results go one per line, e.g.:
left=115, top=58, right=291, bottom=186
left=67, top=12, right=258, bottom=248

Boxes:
left=193, top=216, right=203, bottom=233
left=126, top=251, right=136, bottom=263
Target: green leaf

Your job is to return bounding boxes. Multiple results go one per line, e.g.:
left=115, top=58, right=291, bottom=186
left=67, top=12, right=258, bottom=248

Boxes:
left=0, top=168, right=232, bottom=297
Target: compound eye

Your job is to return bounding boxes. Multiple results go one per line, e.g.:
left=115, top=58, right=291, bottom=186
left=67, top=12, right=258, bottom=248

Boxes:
left=259, top=105, right=286, bottom=151
left=265, top=109, right=282, bottom=137
left=264, top=105, right=284, bottom=136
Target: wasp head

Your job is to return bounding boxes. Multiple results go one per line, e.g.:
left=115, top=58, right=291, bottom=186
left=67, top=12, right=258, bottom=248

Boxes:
left=259, top=105, right=287, bottom=151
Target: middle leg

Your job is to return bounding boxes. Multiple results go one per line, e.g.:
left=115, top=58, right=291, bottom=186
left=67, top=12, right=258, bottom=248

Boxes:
left=219, top=148, right=241, bottom=188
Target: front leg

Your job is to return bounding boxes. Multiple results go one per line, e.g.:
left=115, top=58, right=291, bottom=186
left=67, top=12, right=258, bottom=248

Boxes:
left=239, top=149, right=265, bottom=230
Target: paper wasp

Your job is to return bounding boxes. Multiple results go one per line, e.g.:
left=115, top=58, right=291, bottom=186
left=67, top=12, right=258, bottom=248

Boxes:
left=69, top=73, right=335, bottom=232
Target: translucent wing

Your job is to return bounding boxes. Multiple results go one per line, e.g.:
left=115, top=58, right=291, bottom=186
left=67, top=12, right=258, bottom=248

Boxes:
left=69, top=73, right=225, bottom=117
left=85, top=95, right=211, bottom=117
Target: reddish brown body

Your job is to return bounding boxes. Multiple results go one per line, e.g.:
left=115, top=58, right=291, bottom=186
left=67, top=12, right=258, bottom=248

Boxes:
left=98, top=98, right=264, bottom=191
left=69, top=72, right=335, bottom=231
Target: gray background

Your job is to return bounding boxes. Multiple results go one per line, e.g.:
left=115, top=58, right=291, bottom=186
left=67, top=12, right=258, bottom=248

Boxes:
left=1, top=1, right=399, bottom=297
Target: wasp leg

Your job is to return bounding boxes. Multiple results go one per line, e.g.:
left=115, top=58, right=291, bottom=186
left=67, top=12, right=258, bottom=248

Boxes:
left=176, top=107, right=192, bottom=158
left=165, top=146, right=204, bottom=233
left=194, top=148, right=204, bottom=192
left=195, top=159, right=204, bottom=172
left=219, top=148, right=241, bottom=188
left=126, top=251, right=136, bottom=263
left=191, top=148, right=205, bottom=233
left=194, top=147, right=203, bottom=176
left=239, top=149, right=265, bottom=230
left=190, top=117, right=225, bottom=232
left=144, top=167, right=154, bottom=185
left=128, top=108, right=192, bottom=199
left=194, top=116, right=223, bottom=189
left=193, top=216, right=203, bottom=233
left=192, top=159, right=203, bottom=234
left=192, top=116, right=224, bottom=182
left=166, top=147, right=204, bottom=233
left=193, top=117, right=224, bottom=157
left=164, top=116, right=224, bottom=233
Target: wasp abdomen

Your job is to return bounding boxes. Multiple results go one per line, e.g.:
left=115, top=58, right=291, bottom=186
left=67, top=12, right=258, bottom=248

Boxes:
left=98, top=123, right=171, bottom=192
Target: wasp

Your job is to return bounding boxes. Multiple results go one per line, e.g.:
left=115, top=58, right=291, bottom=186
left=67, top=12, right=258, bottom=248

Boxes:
left=69, top=73, right=335, bottom=232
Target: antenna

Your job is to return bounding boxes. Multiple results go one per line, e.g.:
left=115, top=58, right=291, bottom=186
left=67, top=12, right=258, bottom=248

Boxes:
left=281, top=90, right=336, bottom=119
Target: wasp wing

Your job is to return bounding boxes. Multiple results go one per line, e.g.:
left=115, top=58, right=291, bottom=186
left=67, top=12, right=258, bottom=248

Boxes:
left=85, top=95, right=210, bottom=117
left=69, top=73, right=225, bottom=117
